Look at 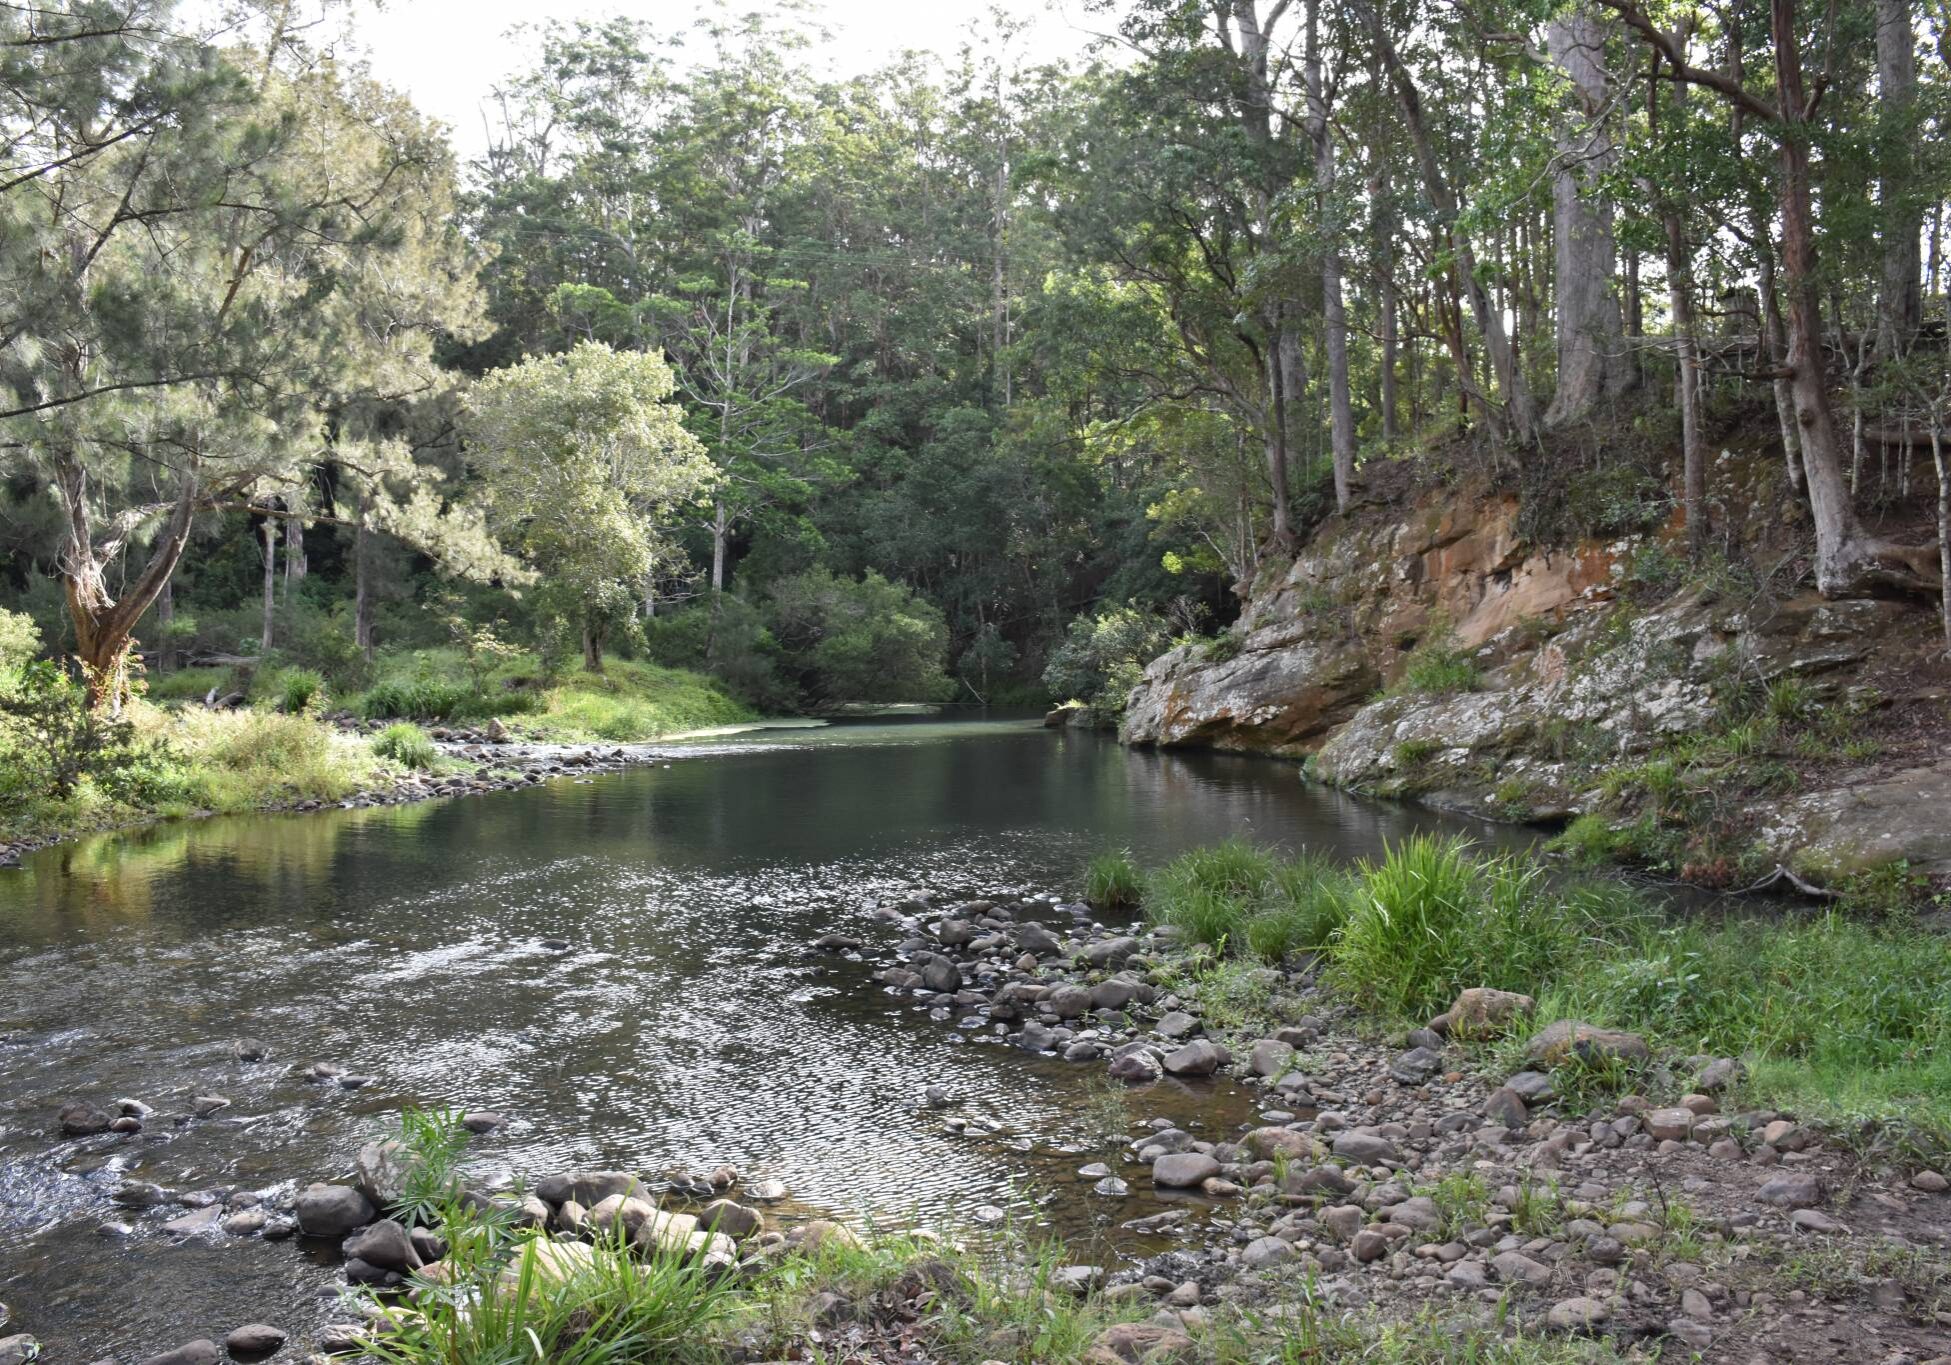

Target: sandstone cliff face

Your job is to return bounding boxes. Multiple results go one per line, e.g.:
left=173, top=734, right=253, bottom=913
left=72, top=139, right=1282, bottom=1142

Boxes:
left=1121, top=480, right=1951, bottom=880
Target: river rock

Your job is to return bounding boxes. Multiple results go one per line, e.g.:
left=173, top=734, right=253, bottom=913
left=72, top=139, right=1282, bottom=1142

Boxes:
left=1247, top=1038, right=1294, bottom=1077
left=1151, top=1153, right=1220, bottom=1188
left=1483, top=1086, right=1528, bottom=1128
left=224, top=1325, right=286, bottom=1356
left=1241, top=1236, right=1296, bottom=1270
left=137, top=1341, right=220, bottom=1365
left=535, top=1170, right=641, bottom=1207
left=1154, top=1010, right=1199, bottom=1040
left=1090, top=978, right=1138, bottom=1010
left=1436, top=987, right=1536, bottom=1040
left=919, top=958, right=962, bottom=993
left=191, top=1095, right=230, bottom=1117
left=353, top=1139, right=409, bottom=1210
left=1389, top=1046, right=1442, bottom=1084
left=1047, top=985, right=1093, bottom=1018
left=1081, top=936, right=1138, bottom=968
left=1162, top=1039, right=1225, bottom=1076
left=1093, top=1176, right=1129, bottom=1196
left=1645, top=1107, right=1696, bottom=1141
left=460, top=1111, right=506, bottom=1133
left=1756, top=1172, right=1823, bottom=1209
left=58, top=1101, right=111, bottom=1136
left=744, top=1177, right=788, bottom=1203
left=699, top=1199, right=764, bottom=1240
left=344, top=1218, right=421, bottom=1272
left=1524, top=1020, right=1649, bottom=1068
left=1241, top=1127, right=1315, bottom=1161
left=1546, top=1297, right=1610, bottom=1331
left=294, top=1183, right=376, bottom=1237
left=162, top=1205, right=222, bottom=1236
left=1013, top=923, right=1062, bottom=955
left=222, top=1207, right=268, bottom=1236
left=1331, top=1130, right=1399, bottom=1165
left=232, top=1038, right=271, bottom=1062
left=1491, top=1250, right=1552, bottom=1286
left=1108, top=1049, right=1162, bottom=1084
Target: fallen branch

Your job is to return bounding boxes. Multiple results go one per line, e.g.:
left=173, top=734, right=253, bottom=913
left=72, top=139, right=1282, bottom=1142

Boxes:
left=1735, top=863, right=1841, bottom=899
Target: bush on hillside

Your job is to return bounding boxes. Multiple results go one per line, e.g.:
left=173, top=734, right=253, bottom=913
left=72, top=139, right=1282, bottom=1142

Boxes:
left=1042, top=605, right=1170, bottom=724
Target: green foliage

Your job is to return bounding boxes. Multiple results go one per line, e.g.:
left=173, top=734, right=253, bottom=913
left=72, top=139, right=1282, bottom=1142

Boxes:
left=1388, top=620, right=1481, bottom=698
left=0, top=661, right=146, bottom=802
left=766, top=569, right=953, bottom=705
left=1624, top=541, right=1687, bottom=598
left=0, top=608, right=41, bottom=671
left=268, top=667, right=327, bottom=716
left=360, top=678, right=533, bottom=723
left=1145, top=839, right=1353, bottom=963
left=1329, top=837, right=1640, bottom=1020
left=392, top=1108, right=469, bottom=1227
left=1042, top=605, right=1171, bottom=725
left=1084, top=850, right=1143, bottom=910
left=373, top=722, right=438, bottom=771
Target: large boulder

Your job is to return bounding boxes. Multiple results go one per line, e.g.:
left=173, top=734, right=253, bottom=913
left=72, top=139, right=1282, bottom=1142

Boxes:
left=58, top=1102, right=113, bottom=1137
left=343, top=1218, right=422, bottom=1273
left=1151, top=1153, right=1220, bottom=1188
left=534, top=1171, right=642, bottom=1208
left=1123, top=635, right=1378, bottom=756
left=1435, top=987, right=1536, bottom=1040
left=1161, top=1039, right=1227, bottom=1077
left=353, top=1139, right=409, bottom=1211
left=294, top=1183, right=375, bottom=1238
left=1241, top=1127, right=1318, bottom=1162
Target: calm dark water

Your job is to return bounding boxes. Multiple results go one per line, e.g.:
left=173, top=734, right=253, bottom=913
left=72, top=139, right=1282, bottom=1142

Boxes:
left=0, top=717, right=1518, bottom=1357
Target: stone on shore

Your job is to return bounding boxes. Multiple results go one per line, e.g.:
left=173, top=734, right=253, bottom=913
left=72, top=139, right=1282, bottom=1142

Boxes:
left=1151, top=1153, right=1220, bottom=1188
left=224, top=1325, right=287, bottom=1355
left=294, top=1183, right=376, bottom=1238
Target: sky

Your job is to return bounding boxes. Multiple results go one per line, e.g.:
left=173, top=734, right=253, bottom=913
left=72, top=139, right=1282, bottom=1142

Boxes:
left=340, top=0, right=1102, bottom=159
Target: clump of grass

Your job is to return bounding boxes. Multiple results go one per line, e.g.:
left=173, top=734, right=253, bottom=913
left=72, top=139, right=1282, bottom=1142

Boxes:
left=1145, top=838, right=1352, bottom=963
left=372, top=721, right=438, bottom=771
left=1329, top=835, right=1638, bottom=1019
left=1083, top=850, right=1142, bottom=910
left=267, top=666, right=327, bottom=715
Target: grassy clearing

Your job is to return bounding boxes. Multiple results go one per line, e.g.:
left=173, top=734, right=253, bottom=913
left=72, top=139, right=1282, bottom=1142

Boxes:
left=1102, top=836, right=1951, bottom=1146
left=352, top=648, right=755, bottom=741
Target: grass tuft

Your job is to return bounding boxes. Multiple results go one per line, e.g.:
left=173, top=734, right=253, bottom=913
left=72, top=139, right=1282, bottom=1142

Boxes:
left=1083, top=850, right=1143, bottom=910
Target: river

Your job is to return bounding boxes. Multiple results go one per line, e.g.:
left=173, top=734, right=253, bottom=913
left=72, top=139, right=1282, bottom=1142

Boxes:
left=0, top=716, right=1519, bottom=1357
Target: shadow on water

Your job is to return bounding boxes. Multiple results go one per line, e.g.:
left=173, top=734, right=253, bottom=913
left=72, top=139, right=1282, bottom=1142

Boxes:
left=0, top=717, right=1529, bottom=1356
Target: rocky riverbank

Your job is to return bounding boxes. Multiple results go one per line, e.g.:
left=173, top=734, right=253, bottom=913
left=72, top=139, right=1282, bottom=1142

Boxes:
left=1120, top=456, right=1951, bottom=893
left=13, top=887, right=1951, bottom=1364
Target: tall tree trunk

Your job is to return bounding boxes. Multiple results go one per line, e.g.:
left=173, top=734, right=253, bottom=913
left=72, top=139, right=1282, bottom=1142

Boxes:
left=1376, top=184, right=1400, bottom=445
left=710, top=497, right=729, bottom=594
left=1306, top=0, right=1356, bottom=510
left=1772, top=0, right=1874, bottom=594
left=259, top=512, right=278, bottom=654
left=1545, top=5, right=1633, bottom=424
left=1757, top=240, right=1804, bottom=490
left=1264, top=312, right=1297, bottom=550
left=1932, top=420, right=1951, bottom=654
left=581, top=620, right=603, bottom=672
left=1664, top=212, right=1708, bottom=559
left=992, top=161, right=1011, bottom=406
left=284, top=510, right=306, bottom=600
left=353, top=492, right=374, bottom=662
left=155, top=574, right=175, bottom=675
left=1875, top=0, right=1921, bottom=357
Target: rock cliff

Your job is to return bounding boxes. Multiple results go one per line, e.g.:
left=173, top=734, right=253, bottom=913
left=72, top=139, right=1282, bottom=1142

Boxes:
left=1122, top=468, right=1951, bottom=885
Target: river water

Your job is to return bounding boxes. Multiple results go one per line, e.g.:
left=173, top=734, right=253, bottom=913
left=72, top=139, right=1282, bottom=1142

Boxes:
left=0, top=717, right=1517, bottom=1357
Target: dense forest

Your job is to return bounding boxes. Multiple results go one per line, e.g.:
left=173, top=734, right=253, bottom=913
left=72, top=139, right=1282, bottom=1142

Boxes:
left=3, top=0, right=1950, bottom=811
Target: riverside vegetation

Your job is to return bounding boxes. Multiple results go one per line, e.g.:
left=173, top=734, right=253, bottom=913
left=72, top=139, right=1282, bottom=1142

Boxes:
left=62, top=838, right=1944, bottom=1365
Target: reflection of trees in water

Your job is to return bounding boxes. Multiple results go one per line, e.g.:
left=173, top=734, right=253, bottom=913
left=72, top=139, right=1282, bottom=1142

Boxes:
left=11, top=801, right=440, bottom=934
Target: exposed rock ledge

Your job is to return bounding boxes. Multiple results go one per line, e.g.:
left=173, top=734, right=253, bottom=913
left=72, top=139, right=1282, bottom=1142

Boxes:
left=1122, top=479, right=1951, bottom=881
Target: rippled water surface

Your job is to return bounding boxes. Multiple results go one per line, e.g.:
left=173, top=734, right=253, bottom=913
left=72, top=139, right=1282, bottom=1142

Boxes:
left=0, top=717, right=1516, bottom=1356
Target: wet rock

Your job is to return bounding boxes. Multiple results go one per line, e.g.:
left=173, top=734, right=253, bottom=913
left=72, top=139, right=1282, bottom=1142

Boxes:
left=137, top=1341, right=220, bottom=1365
left=1151, top=1153, right=1221, bottom=1188
left=109, top=1116, right=142, bottom=1134
left=163, top=1206, right=223, bottom=1236
left=294, top=1183, right=376, bottom=1237
left=0, top=1337, right=34, bottom=1365
left=1546, top=1297, right=1610, bottom=1332
left=1108, top=1048, right=1161, bottom=1084
left=314, top=1322, right=370, bottom=1355
left=343, top=1257, right=402, bottom=1288
left=115, top=1180, right=170, bottom=1207
left=1047, top=985, right=1093, bottom=1018
left=919, top=958, right=962, bottom=993
left=1162, top=1039, right=1225, bottom=1077
left=344, top=1218, right=422, bottom=1272
left=191, top=1095, right=230, bottom=1117
left=1093, top=1177, right=1129, bottom=1197
left=1013, top=923, right=1062, bottom=955
left=1524, top=1020, right=1649, bottom=1068
left=1241, top=1127, right=1315, bottom=1161
left=1154, top=1010, right=1199, bottom=1040
left=534, top=1171, right=641, bottom=1207
left=410, top=1226, right=447, bottom=1262
left=57, top=1101, right=111, bottom=1136
left=232, top=1038, right=272, bottom=1062
left=1756, top=1172, right=1823, bottom=1209
left=744, top=1177, right=789, bottom=1203
left=460, top=1111, right=506, bottom=1134
left=224, top=1325, right=286, bottom=1356
left=222, top=1207, right=268, bottom=1236
left=699, top=1200, right=764, bottom=1240
left=353, top=1139, right=410, bottom=1210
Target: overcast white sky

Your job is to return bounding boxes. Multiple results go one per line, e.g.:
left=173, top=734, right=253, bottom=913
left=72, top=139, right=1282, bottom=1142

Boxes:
left=340, top=0, right=1101, bottom=159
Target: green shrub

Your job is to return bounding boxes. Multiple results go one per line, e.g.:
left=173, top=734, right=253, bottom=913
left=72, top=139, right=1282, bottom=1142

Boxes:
left=0, top=606, right=41, bottom=672
left=1146, top=839, right=1351, bottom=963
left=767, top=568, right=954, bottom=705
left=0, top=660, right=146, bottom=800
left=359, top=677, right=536, bottom=721
left=1084, top=850, right=1143, bottom=910
left=269, top=667, right=327, bottom=715
left=373, top=722, right=437, bottom=770
left=1041, top=604, right=1170, bottom=724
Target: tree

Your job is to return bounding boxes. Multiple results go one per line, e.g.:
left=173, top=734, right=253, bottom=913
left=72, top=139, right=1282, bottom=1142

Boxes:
left=462, top=343, right=718, bottom=670
left=2, top=10, right=503, bottom=708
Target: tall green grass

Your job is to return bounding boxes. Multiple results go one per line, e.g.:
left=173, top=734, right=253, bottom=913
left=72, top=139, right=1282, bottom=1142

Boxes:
left=1143, top=838, right=1352, bottom=963
left=1084, top=850, right=1143, bottom=909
